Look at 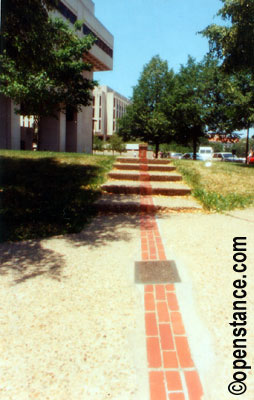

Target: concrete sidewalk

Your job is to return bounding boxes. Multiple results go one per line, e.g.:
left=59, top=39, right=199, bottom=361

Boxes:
left=0, top=150, right=254, bottom=399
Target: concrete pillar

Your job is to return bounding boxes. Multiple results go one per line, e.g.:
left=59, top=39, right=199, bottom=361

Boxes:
left=0, top=95, right=20, bottom=149
left=39, top=111, right=66, bottom=152
left=66, top=112, right=77, bottom=152
left=76, top=104, right=93, bottom=153
left=76, top=70, right=93, bottom=153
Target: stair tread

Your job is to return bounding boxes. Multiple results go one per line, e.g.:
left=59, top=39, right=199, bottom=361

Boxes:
left=116, top=157, right=171, bottom=164
left=95, top=194, right=201, bottom=210
left=109, top=170, right=181, bottom=177
left=102, top=180, right=190, bottom=189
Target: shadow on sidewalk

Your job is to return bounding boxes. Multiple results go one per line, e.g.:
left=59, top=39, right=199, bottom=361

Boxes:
left=65, top=213, right=141, bottom=248
left=0, top=213, right=161, bottom=284
left=0, top=240, right=65, bottom=284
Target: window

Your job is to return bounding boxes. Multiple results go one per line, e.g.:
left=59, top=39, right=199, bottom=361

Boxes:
left=83, top=24, right=113, bottom=58
left=56, top=2, right=77, bottom=24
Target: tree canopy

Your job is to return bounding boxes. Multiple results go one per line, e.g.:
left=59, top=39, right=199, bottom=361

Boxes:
left=0, top=0, right=97, bottom=120
left=118, top=55, right=174, bottom=157
left=200, top=0, right=254, bottom=73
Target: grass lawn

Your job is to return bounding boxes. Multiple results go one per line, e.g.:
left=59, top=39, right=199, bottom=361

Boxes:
left=173, top=159, right=254, bottom=211
left=0, top=150, right=115, bottom=242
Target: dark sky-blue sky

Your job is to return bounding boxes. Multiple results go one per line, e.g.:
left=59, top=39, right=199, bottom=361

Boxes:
left=94, top=0, right=223, bottom=98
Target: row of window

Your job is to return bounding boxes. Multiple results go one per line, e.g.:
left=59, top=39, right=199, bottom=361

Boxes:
left=56, top=1, right=77, bottom=24
left=56, top=1, right=113, bottom=58
left=83, top=25, right=113, bottom=58
left=113, top=98, right=129, bottom=108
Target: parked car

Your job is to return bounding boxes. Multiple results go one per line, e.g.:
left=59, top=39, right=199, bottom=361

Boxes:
left=181, top=153, right=202, bottom=160
left=198, top=146, right=213, bottom=160
left=212, top=152, right=244, bottom=162
left=212, top=152, right=231, bottom=161
left=181, top=153, right=192, bottom=159
left=170, top=152, right=183, bottom=159
left=247, top=152, right=254, bottom=164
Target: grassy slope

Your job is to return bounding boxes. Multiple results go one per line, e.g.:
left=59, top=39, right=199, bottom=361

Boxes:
left=173, top=160, right=254, bottom=211
left=0, top=150, right=115, bottom=242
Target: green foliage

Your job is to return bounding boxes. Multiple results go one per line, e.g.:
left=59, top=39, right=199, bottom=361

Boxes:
left=171, top=56, right=207, bottom=156
left=208, top=142, right=224, bottom=152
left=160, top=143, right=192, bottom=154
left=0, top=150, right=114, bottom=241
left=232, top=138, right=254, bottom=157
left=109, top=134, right=125, bottom=154
left=200, top=0, right=254, bottom=72
left=118, top=55, right=175, bottom=157
left=93, top=136, right=104, bottom=152
left=193, top=188, right=253, bottom=212
left=0, top=1, right=97, bottom=119
left=119, top=54, right=254, bottom=158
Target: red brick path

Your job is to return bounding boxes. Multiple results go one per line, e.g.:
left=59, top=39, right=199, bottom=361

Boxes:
left=139, top=152, right=203, bottom=400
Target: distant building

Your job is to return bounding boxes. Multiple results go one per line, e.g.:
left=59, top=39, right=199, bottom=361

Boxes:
left=207, top=132, right=240, bottom=143
left=92, top=85, right=131, bottom=140
left=0, top=0, right=113, bottom=153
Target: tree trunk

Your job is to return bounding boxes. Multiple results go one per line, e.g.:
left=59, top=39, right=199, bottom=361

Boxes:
left=34, top=116, right=40, bottom=150
left=193, top=135, right=197, bottom=160
left=245, top=126, right=249, bottom=164
left=155, top=142, right=159, bottom=158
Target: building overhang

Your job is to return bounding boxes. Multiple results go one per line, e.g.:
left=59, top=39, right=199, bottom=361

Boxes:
left=54, top=1, right=113, bottom=72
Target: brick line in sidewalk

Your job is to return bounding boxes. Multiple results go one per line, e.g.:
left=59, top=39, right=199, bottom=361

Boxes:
left=139, top=156, right=203, bottom=400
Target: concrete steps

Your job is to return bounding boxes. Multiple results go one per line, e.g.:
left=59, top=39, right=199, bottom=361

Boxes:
left=95, top=194, right=202, bottom=213
left=101, top=181, right=191, bottom=196
left=96, top=154, right=202, bottom=213
left=114, top=163, right=176, bottom=172
left=108, top=171, right=182, bottom=182
left=116, top=157, right=170, bottom=164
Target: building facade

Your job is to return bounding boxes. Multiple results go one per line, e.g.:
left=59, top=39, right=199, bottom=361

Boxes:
left=92, top=85, right=130, bottom=140
left=0, top=0, right=113, bottom=153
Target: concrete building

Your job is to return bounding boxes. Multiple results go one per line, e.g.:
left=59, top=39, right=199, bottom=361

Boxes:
left=0, top=0, right=113, bottom=153
left=92, top=85, right=130, bottom=140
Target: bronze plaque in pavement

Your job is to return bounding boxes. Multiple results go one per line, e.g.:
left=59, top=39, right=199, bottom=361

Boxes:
left=135, top=260, right=181, bottom=284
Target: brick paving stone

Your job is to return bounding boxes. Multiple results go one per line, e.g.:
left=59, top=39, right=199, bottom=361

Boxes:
left=171, top=312, right=185, bottom=335
left=165, top=371, right=183, bottom=391
left=163, top=351, right=179, bottom=368
left=146, top=337, right=162, bottom=368
left=159, top=324, right=174, bottom=351
left=184, top=370, right=203, bottom=400
left=169, top=393, right=185, bottom=400
left=126, top=151, right=203, bottom=399
left=145, top=312, right=158, bottom=336
left=149, top=371, right=167, bottom=400
left=157, top=302, right=170, bottom=323
left=145, top=292, right=156, bottom=311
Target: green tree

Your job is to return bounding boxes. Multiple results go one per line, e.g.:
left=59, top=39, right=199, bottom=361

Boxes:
left=0, top=0, right=97, bottom=140
left=93, top=136, right=104, bottom=152
left=200, top=0, right=254, bottom=73
left=172, top=56, right=207, bottom=159
left=200, top=56, right=237, bottom=135
left=118, top=56, right=175, bottom=157
left=232, top=137, right=254, bottom=157
left=200, top=1, right=254, bottom=161
left=109, top=134, right=125, bottom=154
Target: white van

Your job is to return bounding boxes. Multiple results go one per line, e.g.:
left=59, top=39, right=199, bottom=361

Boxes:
left=198, top=146, right=213, bottom=161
